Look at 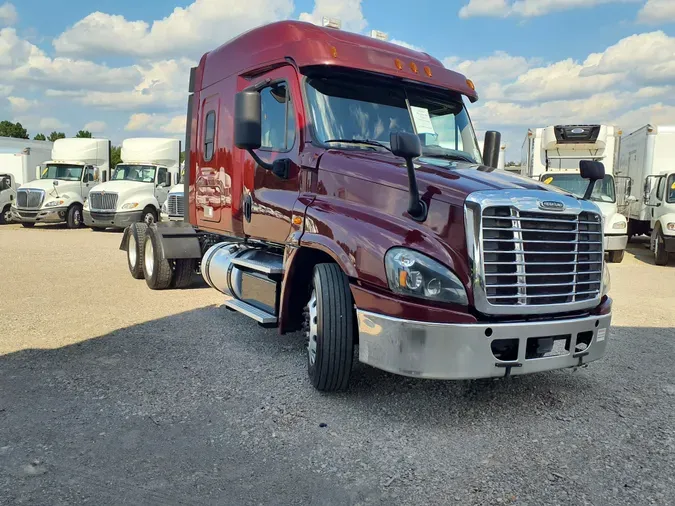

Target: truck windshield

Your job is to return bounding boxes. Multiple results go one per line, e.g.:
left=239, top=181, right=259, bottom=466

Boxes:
left=305, top=76, right=483, bottom=164
left=113, top=164, right=156, bottom=183
left=668, top=175, right=675, bottom=204
left=40, top=164, right=84, bottom=181
left=543, top=173, right=616, bottom=203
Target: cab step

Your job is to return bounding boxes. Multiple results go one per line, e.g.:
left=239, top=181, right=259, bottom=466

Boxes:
left=224, top=298, right=277, bottom=324
left=231, top=250, right=284, bottom=275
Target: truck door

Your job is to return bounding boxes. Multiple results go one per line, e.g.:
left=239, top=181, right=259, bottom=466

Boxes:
left=646, top=175, right=665, bottom=227
left=239, top=66, right=302, bottom=244
left=82, top=166, right=97, bottom=199
left=155, top=166, right=170, bottom=206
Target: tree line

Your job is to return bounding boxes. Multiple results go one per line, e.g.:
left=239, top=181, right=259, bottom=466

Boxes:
left=0, top=120, right=92, bottom=141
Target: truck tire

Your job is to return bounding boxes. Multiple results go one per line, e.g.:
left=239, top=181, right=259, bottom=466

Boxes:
left=172, top=259, right=195, bottom=289
left=654, top=226, right=670, bottom=266
left=144, top=226, right=173, bottom=290
left=142, top=207, right=157, bottom=225
left=66, top=205, right=83, bottom=229
left=607, top=250, right=624, bottom=263
left=0, top=205, right=10, bottom=224
left=127, top=223, right=147, bottom=279
left=21, top=222, right=35, bottom=228
left=305, top=263, right=354, bottom=392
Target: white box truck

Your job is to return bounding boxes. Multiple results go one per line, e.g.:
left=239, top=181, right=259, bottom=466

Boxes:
left=84, top=138, right=180, bottom=230
left=160, top=160, right=185, bottom=222
left=522, top=125, right=628, bottom=263
left=617, top=124, right=675, bottom=265
left=10, top=138, right=110, bottom=228
left=0, top=138, right=53, bottom=224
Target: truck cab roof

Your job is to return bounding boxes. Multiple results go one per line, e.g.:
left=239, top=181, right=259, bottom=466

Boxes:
left=195, top=20, right=478, bottom=102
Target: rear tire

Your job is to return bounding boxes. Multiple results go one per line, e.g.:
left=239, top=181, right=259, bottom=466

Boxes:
left=607, top=250, right=624, bottom=263
left=66, top=205, right=83, bottom=229
left=172, top=259, right=195, bottom=289
left=144, top=226, right=173, bottom=290
left=21, top=222, right=35, bottom=228
left=305, top=263, right=354, bottom=392
left=654, top=226, right=670, bottom=266
left=0, top=205, right=10, bottom=224
left=127, top=223, right=147, bottom=279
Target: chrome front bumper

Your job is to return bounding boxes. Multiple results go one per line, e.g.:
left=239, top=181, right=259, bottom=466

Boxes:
left=10, top=206, right=67, bottom=224
left=160, top=212, right=183, bottom=222
left=84, top=210, right=143, bottom=229
left=357, top=310, right=611, bottom=380
left=604, top=234, right=628, bottom=251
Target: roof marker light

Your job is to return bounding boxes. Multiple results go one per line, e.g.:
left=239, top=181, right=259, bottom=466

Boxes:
left=370, top=30, right=388, bottom=41
left=322, top=17, right=341, bottom=29
left=409, top=62, right=418, bottom=74
left=394, top=58, right=403, bottom=70
left=330, top=45, right=338, bottom=58
left=424, top=66, right=432, bottom=77
left=466, top=79, right=476, bottom=91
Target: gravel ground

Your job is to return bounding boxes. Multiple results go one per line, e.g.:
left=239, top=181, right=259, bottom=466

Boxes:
left=1, top=224, right=674, bottom=506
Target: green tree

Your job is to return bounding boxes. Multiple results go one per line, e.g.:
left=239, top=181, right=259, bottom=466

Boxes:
left=110, top=145, right=122, bottom=169
left=180, top=151, right=185, bottom=163
left=34, top=133, right=46, bottom=141
left=48, top=131, right=66, bottom=142
left=0, top=120, right=29, bottom=139
left=75, top=130, right=92, bottom=138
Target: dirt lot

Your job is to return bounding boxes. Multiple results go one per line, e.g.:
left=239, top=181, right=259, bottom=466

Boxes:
left=1, top=223, right=674, bottom=505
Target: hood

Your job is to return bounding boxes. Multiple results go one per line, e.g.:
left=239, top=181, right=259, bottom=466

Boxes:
left=593, top=201, right=617, bottom=220
left=20, top=179, right=81, bottom=198
left=89, top=180, right=154, bottom=195
left=168, top=183, right=184, bottom=195
left=317, top=150, right=561, bottom=206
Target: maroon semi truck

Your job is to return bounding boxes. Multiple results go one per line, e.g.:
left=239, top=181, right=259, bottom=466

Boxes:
left=120, top=20, right=612, bottom=392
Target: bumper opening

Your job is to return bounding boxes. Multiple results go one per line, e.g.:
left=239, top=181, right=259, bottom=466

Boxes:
left=525, top=334, right=570, bottom=359
left=491, top=339, right=518, bottom=361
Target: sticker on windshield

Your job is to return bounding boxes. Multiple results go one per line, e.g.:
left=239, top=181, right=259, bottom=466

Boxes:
left=671, top=182, right=675, bottom=190
left=410, top=106, right=436, bottom=135
left=543, top=177, right=553, bottom=184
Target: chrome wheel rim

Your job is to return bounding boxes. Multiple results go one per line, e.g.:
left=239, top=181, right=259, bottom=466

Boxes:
left=306, top=290, right=318, bottom=366
left=128, top=234, right=137, bottom=267
left=655, top=234, right=661, bottom=258
left=144, top=236, right=154, bottom=277
left=3, top=209, right=10, bottom=222
left=74, top=209, right=81, bottom=226
left=144, top=212, right=155, bottom=225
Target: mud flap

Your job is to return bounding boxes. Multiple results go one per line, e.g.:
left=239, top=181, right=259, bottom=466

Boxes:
left=149, top=221, right=202, bottom=260
left=119, top=225, right=131, bottom=251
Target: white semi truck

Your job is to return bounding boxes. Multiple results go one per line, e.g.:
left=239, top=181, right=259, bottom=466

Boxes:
left=521, top=124, right=628, bottom=263
left=617, top=124, right=675, bottom=265
left=0, top=138, right=53, bottom=224
left=84, top=138, right=180, bottom=230
left=10, top=138, right=110, bottom=228
left=160, top=161, right=185, bottom=222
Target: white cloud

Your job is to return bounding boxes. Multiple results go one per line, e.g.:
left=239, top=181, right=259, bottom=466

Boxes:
left=39, top=117, right=67, bottom=130
left=389, top=39, right=423, bottom=51
left=0, top=2, right=17, bottom=26
left=637, top=0, right=675, bottom=23
left=125, top=113, right=186, bottom=134
left=299, top=0, right=367, bottom=33
left=84, top=120, right=107, bottom=133
left=53, top=0, right=294, bottom=58
left=445, top=51, right=536, bottom=84
left=459, top=0, right=638, bottom=18
left=7, top=96, right=37, bottom=113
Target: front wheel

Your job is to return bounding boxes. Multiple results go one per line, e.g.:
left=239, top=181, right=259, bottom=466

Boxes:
left=607, top=250, right=624, bottom=263
left=654, top=227, right=670, bottom=266
left=66, top=205, right=83, bottom=229
left=144, top=226, right=173, bottom=290
left=142, top=207, right=157, bottom=225
left=305, top=263, right=354, bottom=392
left=0, top=205, right=11, bottom=224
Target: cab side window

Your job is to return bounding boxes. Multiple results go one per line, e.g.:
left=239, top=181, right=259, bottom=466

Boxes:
left=204, top=111, right=216, bottom=161
left=84, top=166, right=96, bottom=183
left=260, top=83, right=295, bottom=152
left=158, top=167, right=168, bottom=186
left=656, top=176, right=665, bottom=201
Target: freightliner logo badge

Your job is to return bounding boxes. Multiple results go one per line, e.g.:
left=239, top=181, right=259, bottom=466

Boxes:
left=538, top=200, right=565, bottom=211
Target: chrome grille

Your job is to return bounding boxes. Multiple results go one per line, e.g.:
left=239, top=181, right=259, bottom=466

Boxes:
left=481, top=208, right=603, bottom=306
left=16, top=189, right=45, bottom=209
left=167, top=194, right=184, bottom=216
left=89, top=192, right=118, bottom=211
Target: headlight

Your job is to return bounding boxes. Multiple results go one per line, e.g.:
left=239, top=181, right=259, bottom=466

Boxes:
left=667, top=223, right=675, bottom=231
left=612, top=221, right=627, bottom=230
left=122, top=202, right=139, bottom=209
left=44, top=200, right=65, bottom=208
left=83, top=198, right=89, bottom=209
left=602, top=262, right=611, bottom=297
left=385, top=247, right=468, bottom=305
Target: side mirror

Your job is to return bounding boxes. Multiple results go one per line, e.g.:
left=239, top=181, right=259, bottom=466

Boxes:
left=390, top=131, right=426, bottom=222
left=166, top=172, right=172, bottom=187
left=579, top=160, right=605, bottom=200
left=1, top=178, right=9, bottom=190
left=234, top=90, right=262, bottom=150
left=482, top=131, right=502, bottom=169
left=102, top=171, right=107, bottom=183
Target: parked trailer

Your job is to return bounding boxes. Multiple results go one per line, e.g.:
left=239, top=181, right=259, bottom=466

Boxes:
left=84, top=138, right=180, bottom=230
left=0, top=137, right=53, bottom=224
left=522, top=125, right=628, bottom=263
left=120, top=20, right=612, bottom=392
left=617, top=124, right=675, bottom=265
left=10, top=138, right=110, bottom=228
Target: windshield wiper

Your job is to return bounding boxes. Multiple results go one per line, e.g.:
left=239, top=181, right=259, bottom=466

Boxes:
left=323, top=139, right=392, bottom=152
left=422, top=152, right=475, bottom=164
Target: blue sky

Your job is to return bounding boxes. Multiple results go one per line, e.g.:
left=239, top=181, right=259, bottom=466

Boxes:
left=3, top=0, right=675, bottom=160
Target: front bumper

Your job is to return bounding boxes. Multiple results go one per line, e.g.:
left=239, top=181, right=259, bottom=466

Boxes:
left=84, top=210, right=143, bottom=229
left=10, top=206, right=67, bottom=224
left=160, top=212, right=184, bottom=222
left=604, top=233, right=628, bottom=251
left=357, top=308, right=612, bottom=380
